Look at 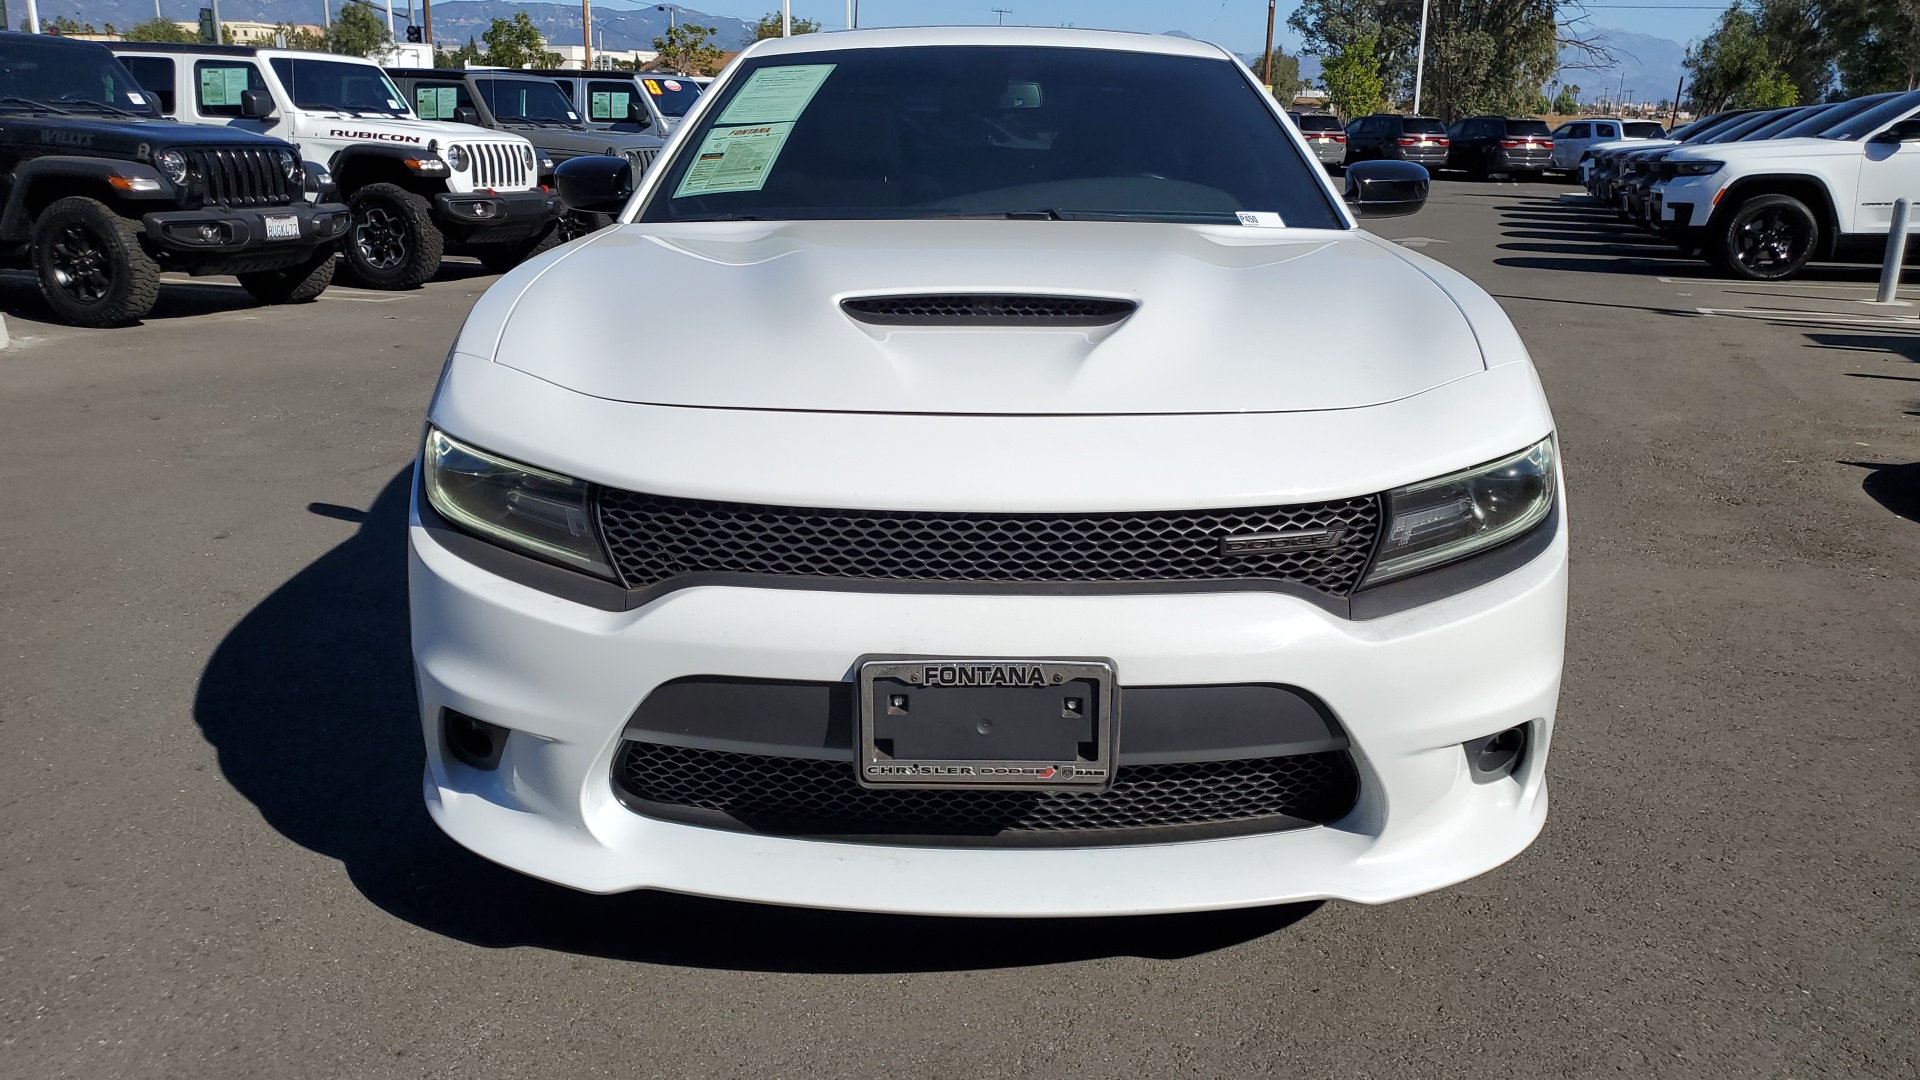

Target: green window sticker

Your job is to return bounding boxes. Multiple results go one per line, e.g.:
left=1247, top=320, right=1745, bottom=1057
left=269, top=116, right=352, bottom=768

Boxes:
left=590, top=90, right=631, bottom=121
left=673, top=122, right=795, bottom=197
left=716, top=64, right=834, bottom=125
left=199, top=65, right=249, bottom=107
left=415, top=86, right=458, bottom=120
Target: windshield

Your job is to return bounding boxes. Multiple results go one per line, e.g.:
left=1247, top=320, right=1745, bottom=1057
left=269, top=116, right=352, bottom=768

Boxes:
left=641, top=46, right=1342, bottom=227
left=1509, top=119, right=1551, bottom=137
left=1402, top=116, right=1446, bottom=135
left=1818, top=89, right=1920, bottom=139
left=1774, top=94, right=1893, bottom=139
left=1728, top=107, right=1816, bottom=141
left=1297, top=114, right=1342, bottom=132
left=639, top=75, right=702, bottom=117
left=0, top=38, right=158, bottom=117
left=474, top=77, right=581, bottom=126
left=269, top=57, right=409, bottom=115
left=1701, top=109, right=1792, bottom=143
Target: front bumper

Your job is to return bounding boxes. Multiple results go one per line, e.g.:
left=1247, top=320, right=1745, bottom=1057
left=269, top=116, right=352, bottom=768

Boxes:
left=432, top=190, right=564, bottom=244
left=1656, top=176, right=1721, bottom=229
left=410, top=485, right=1567, bottom=915
left=141, top=201, right=349, bottom=263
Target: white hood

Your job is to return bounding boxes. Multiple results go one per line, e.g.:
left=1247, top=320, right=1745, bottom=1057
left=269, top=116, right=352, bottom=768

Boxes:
left=477, top=220, right=1487, bottom=416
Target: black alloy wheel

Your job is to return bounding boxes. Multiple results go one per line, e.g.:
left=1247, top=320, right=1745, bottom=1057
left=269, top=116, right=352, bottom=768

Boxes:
left=343, top=183, right=443, bottom=290
left=31, top=196, right=161, bottom=327
left=1715, top=194, right=1818, bottom=281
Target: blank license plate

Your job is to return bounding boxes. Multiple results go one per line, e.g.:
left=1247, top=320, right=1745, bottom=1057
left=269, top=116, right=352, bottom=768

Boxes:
left=264, top=215, right=299, bottom=240
left=857, top=658, right=1116, bottom=790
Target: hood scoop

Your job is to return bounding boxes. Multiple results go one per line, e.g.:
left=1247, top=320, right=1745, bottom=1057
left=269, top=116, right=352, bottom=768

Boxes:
left=841, top=294, right=1136, bottom=327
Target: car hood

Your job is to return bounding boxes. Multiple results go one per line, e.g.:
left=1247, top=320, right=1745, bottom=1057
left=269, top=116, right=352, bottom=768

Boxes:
left=306, top=114, right=530, bottom=148
left=513, top=126, right=664, bottom=156
left=480, top=219, right=1488, bottom=416
left=1668, top=137, right=1859, bottom=161
left=0, top=114, right=294, bottom=152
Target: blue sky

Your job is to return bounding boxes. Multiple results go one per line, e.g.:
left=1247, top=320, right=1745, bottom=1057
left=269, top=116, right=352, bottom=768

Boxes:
left=671, top=1, right=1727, bottom=53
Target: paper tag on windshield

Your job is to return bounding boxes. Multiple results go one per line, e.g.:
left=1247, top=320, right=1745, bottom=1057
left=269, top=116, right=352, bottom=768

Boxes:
left=1236, top=211, right=1286, bottom=228
left=127, top=91, right=146, bottom=105
left=674, top=122, right=794, bottom=197
left=717, top=64, right=835, bottom=125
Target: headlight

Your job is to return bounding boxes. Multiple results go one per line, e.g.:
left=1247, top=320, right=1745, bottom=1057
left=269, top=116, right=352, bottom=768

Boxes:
left=1363, top=438, right=1557, bottom=586
left=154, top=148, right=189, bottom=184
left=423, top=428, right=614, bottom=578
left=1671, top=159, right=1723, bottom=177
left=274, top=148, right=300, bottom=181
left=445, top=144, right=469, bottom=171
left=522, top=144, right=536, bottom=169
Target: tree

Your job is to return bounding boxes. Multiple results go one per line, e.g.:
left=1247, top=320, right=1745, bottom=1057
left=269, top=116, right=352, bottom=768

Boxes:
left=1321, top=35, right=1387, bottom=118
left=278, top=23, right=326, bottom=51
left=1686, top=2, right=1803, bottom=112
left=43, top=15, right=96, bottom=34
left=326, top=2, right=393, bottom=58
left=1828, top=0, right=1920, bottom=95
left=437, top=36, right=486, bottom=69
left=1250, top=49, right=1306, bottom=98
left=1550, top=83, right=1580, bottom=113
left=754, top=11, right=821, bottom=38
left=481, top=12, right=552, bottom=69
left=123, top=16, right=198, bottom=43
left=652, top=22, right=723, bottom=75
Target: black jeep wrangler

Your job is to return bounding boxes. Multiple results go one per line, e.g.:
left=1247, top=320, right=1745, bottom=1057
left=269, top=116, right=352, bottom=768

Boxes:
left=0, top=32, right=351, bottom=326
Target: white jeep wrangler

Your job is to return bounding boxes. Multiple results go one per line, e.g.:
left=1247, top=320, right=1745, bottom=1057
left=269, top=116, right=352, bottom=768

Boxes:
left=1652, top=89, right=1920, bottom=280
left=112, top=43, right=562, bottom=288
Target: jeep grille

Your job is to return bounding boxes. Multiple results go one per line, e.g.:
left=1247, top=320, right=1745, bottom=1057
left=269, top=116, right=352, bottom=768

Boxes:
left=455, top=142, right=532, bottom=190
left=185, top=147, right=294, bottom=207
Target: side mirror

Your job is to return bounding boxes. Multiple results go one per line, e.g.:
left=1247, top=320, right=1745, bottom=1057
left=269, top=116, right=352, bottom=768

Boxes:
left=1344, top=159, right=1429, bottom=218
left=627, top=103, right=653, bottom=131
left=240, top=89, right=275, bottom=119
left=1871, top=118, right=1920, bottom=144
left=555, top=154, right=634, bottom=213
left=453, top=106, right=481, bottom=126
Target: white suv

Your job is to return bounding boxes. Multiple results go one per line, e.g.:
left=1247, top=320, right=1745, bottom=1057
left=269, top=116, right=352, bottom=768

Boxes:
left=1551, top=117, right=1665, bottom=175
left=1654, top=89, right=1920, bottom=279
left=112, top=43, right=562, bottom=288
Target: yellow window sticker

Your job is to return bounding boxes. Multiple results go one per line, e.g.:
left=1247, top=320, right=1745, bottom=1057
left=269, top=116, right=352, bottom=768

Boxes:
left=644, top=79, right=662, bottom=95
left=673, top=122, right=794, bottom=197
left=715, top=64, right=834, bottom=125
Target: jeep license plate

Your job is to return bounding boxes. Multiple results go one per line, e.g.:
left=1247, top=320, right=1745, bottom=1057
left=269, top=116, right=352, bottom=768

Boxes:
left=856, top=658, right=1116, bottom=790
left=264, top=215, right=299, bottom=240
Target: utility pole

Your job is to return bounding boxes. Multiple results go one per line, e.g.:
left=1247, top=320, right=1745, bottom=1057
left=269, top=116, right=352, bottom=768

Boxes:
left=25, top=0, right=37, bottom=34
left=1262, top=0, right=1275, bottom=94
left=991, top=8, right=1012, bottom=25
left=422, top=0, right=431, bottom=45
left=322, top=0, right=330, bottom=28
left=209, top=0, right=221, bottom=43
left=781, top=0, right=789, bottom=36
left=1413, top=0, right=1431, bottom=113
left=1670, top=50, right=1687, bottom=128
left=384, top=0, right=393, bottom=37
left=583, top=0, right=592, bottom=69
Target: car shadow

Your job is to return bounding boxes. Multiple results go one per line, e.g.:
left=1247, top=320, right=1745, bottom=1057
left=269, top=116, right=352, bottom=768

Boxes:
left=1840, top=460, right=1920, bottom=523
left=190, top=469, right=1320, bottom=972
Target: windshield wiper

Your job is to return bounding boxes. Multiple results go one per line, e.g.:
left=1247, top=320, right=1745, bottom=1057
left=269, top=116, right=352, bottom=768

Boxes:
left=64, top=100, right=143, bottom=118
left=0, top=96, right=70, bottom=114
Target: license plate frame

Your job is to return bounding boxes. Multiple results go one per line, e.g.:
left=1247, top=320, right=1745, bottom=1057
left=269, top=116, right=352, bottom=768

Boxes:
left=856, top=658, right=1117, bottom=791
left=263, top=214, right=300, bottom=241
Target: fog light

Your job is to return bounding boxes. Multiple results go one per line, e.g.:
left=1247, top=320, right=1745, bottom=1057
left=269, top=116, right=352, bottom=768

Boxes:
left=198, top=223, right=226, bottom=243
left=468, top=201, right=498, bottom=219
left=443, top=709, right=508, bottom=771
left=1464, top=725, right=1528, bottom=783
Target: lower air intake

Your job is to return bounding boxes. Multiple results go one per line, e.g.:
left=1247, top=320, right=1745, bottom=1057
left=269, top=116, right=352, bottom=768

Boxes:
left=841, top=294, right=1137, bottom=326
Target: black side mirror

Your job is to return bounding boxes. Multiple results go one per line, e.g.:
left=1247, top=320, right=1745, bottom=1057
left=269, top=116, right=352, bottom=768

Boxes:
left=555, top=154, right=634, bottom=213
left=453, top=106, right=481, bottom=126
left=1872, top=117, right=1920, bottom=144
left=1344, top=159, right=1429, bottom=218
left=627, top=103, right=653, bottom=130
left=240, top=89, right=275, bottom=119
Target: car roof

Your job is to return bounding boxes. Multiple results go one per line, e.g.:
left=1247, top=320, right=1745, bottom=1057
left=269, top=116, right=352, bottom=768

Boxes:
left=738, top=25, right=1230, bottom=61
left=387, top=67, right=551, bottom=82
left=2, top=28, right=113, bottom=52
left=113, top=41, right=263, bottom=56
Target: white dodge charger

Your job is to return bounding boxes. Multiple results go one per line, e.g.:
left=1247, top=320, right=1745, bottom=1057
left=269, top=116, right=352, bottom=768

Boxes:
left=409, top=27, right=1566, bottom=916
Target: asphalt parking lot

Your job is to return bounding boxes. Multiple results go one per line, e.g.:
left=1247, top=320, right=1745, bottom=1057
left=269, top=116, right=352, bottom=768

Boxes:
left=2, top=179, right=1916, bottom=1078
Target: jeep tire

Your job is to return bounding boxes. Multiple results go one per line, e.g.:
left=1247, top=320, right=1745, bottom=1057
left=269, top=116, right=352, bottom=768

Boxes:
left=238, top=250, right=337, bottom=304
left=345, top=183, right=443, bottom=290
left=32, top=196, right=162, bottom=328
left=1710, top=193, right=1819, bottom=281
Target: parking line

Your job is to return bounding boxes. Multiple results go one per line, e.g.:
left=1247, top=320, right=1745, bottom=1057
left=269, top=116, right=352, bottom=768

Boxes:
left=1694, top=306, right=1920, bottom=326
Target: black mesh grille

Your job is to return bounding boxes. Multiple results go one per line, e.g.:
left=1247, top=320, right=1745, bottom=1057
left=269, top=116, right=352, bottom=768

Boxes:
left=187, top=147, right=295, bottom=207
left=615, top=741, right=1359, bottom=844
left=841, top=294, right=1136, bottom=325
left=597, top=492, right=1381, bottom=594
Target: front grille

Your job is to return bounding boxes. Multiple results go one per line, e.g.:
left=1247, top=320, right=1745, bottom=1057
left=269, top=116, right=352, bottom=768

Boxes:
left=596, top=491, right=1382, bottom=595
left=614, top=741, right=1359, bottom=845
left=186, top=147, right=294, bottom=207
left=623, top=147, right=660, bottom=173
left=841, top=294, right=1137, bottom=326
left=457, top=142, right=531, bottom=190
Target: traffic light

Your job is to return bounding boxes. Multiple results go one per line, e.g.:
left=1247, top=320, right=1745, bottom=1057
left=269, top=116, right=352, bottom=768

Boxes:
left=198, top=7, right=215, bottom=43
left=405, top=25, right=422, bottom=43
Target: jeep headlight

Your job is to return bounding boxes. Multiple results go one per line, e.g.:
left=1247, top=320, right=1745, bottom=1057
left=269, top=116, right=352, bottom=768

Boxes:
left=274, top=148, right=300, bottom=182
left=1671, top=159, right=1724, bottom=177
left=423, top=428, right=614, bottom=578
left=1363, top=438, right=1557, bottom=585
left=523, top=144, right=536, bottom=169
left=445, top=144, right=469, bottom=171
left=154, top=148, right=189, bottom=184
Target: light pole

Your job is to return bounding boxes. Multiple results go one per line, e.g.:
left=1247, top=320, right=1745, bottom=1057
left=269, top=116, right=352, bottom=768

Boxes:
left=782, top=0, right=789, bottom=36
left=583, top=0, right=592, bottom=69
left=1262, top=0, right=1275, bottom=94
left=656, top=4, right=674, bottom=32
left=1412, top=0, right=1431, bottom=113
